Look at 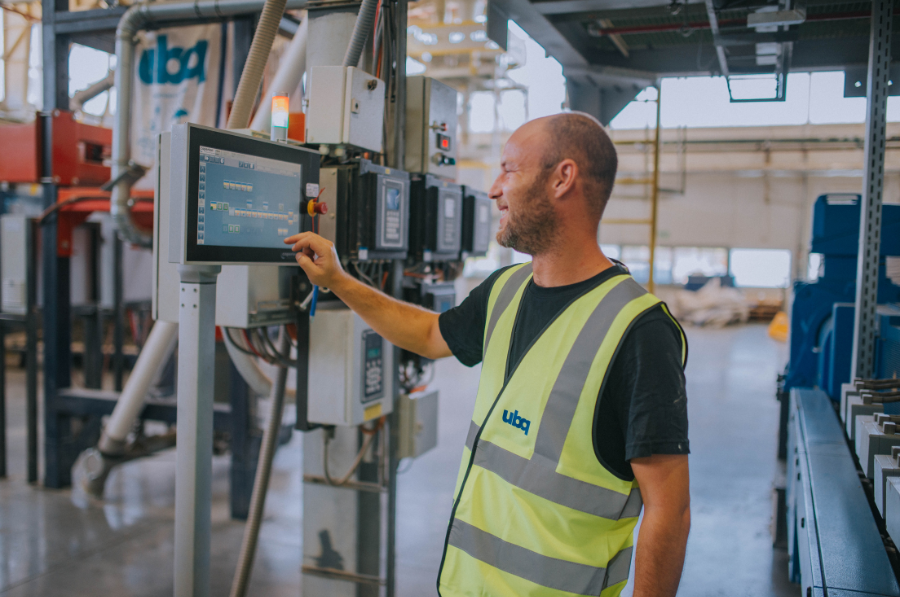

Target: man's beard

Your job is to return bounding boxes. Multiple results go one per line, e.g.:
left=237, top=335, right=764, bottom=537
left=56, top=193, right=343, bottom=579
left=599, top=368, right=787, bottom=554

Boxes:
left=496, top=174, right=559, bottom=255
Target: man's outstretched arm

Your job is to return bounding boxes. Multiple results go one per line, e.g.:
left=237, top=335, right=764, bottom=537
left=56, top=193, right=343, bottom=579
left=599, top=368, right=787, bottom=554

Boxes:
left=284, top=231, right=452, bottom=360
left=630, top=454, right=691, bottom=597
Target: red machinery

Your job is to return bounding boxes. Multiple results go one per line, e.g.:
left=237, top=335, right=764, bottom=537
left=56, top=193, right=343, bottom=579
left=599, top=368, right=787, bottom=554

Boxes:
left=0, top=110, right=112, bottom=186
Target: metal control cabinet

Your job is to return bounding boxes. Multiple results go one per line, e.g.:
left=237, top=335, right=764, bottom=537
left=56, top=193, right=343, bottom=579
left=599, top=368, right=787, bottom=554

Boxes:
left=405, top=76, right=459, bottom=179
left=397, top=390, right=439, bottom=459
left=307, top=307, right=394, bottom=426
left=461, top=187, right=492, bottom=259
left=318, top=160, right=411, bottom=261
left=306, top=66, right=386, bottom=153
left=1, top=215, right=32, bottom=314
left=409, top=175, right=463, bottom=261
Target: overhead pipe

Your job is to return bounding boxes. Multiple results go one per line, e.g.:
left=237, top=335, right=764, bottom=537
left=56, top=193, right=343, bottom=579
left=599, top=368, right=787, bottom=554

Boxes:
left=111, top=0, right=309, bottom=246
left=250, top=15, right=308, bottom=132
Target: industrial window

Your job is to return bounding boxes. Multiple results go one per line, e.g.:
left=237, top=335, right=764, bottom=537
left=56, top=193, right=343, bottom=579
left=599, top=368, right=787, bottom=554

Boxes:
left=0, top=11, right=5, bottom=104
left=807, top=253, right=823, bottom=282
left=671, top=247, right=729, bottom=284
left=69, top=44, right=116, bottom=118
left=729, top=248, right=792, bottom=288
left=610, top=72, right=900, bottom=130
left=600, top=244, right=621, bottom=260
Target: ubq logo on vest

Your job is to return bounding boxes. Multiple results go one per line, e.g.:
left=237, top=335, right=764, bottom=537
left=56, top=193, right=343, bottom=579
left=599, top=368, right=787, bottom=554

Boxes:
left=502, top=410, right=530, bottom=436
left=138, top=35, right=208, bottom=85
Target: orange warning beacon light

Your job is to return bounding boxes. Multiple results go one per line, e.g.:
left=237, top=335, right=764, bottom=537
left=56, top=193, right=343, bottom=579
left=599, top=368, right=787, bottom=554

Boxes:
left=271, top=94, right=289, bottom=141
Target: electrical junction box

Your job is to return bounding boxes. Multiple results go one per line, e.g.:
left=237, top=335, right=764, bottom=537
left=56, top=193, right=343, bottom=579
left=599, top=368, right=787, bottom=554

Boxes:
left=461, top=187, right=492, bottom=259
left=1, top=215, right=31, bottom=315
left=318, top=160, right=411, bottom=261
left=397, top=390, right=439, bottom=459
left=409, top=175, right=463, bottom=262
left=421, top=282, right=456, bottom=313
left=405, top=76, right=459, bottom=179
left=153, top=131, right=306, bottom=327
left=307, top=306, right=394, bottom=426
left=306, top=66, right=385, bottom=153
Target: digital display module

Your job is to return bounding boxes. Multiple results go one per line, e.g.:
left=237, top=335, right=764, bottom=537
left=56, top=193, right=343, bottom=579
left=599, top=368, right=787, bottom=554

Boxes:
left=197, top=146, right=302, bottom=249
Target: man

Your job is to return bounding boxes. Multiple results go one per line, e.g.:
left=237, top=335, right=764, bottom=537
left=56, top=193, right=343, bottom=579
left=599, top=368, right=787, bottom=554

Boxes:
left=285, top=112, right=690, bottom=597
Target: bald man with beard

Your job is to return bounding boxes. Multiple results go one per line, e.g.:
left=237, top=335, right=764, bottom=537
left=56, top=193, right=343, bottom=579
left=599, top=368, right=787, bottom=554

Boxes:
left=285, top=112, right=690, bottom=597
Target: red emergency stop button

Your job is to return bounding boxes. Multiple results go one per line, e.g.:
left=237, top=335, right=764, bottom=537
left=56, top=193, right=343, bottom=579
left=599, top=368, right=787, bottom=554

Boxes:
left=307, top=200, right=328, bottom=216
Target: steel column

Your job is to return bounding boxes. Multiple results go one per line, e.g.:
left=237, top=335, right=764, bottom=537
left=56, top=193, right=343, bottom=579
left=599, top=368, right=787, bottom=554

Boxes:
left=386, top=2, right=407, bottom=595
left=851, top=0, right=893, bottom=380
left=26, top=220, right=38, bottom=484
left=113, top=236, right=125, bottom=391
left=42, top=0, right=76, bottom=488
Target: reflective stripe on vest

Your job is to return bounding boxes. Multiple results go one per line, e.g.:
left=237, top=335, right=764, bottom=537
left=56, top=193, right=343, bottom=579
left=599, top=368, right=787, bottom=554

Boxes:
left=439, top=264, right=684, bottom=597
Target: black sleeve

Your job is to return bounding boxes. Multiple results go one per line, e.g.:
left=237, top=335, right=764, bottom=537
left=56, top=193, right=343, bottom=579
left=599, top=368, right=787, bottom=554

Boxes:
left=438, top=266, right=514, bottom=367
left=594, top=305, right=689, bottom=479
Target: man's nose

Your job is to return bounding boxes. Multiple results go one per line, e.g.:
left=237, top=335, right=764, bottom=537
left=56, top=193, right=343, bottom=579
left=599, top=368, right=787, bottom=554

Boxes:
left=488, top=176, right=502, bottom=201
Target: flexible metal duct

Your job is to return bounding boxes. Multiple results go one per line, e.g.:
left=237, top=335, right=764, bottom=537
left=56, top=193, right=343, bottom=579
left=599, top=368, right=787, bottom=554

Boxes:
left=342, top=0, right=378, bottom=67
left=227, top=0, right=289, bottom=129
left=250, top=15, right=308, bottom=132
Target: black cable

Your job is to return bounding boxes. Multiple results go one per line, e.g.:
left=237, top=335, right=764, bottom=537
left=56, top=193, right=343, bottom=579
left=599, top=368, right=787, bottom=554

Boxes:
left=225, top=328, right=259, bottom=358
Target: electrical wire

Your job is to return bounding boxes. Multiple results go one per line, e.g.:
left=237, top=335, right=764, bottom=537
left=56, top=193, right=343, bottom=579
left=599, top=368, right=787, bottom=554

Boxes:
left=353, top=261, right=379, bottom=288
left=323, top=424, right=379, bottom=486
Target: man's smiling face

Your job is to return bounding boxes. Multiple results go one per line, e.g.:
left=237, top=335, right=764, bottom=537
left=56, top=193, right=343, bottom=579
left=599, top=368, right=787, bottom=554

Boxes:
left=489, top=120, right=559, bottom=256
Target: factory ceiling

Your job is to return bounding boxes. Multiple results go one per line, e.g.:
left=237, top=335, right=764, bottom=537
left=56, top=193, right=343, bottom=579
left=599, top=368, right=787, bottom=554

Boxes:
left=486, top=0, right=900, bottom=123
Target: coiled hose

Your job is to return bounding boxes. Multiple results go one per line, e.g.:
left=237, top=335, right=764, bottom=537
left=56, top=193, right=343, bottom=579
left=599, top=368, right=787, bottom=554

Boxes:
left=227, top=0, right=289, bottom=129
left=342, top=0, right=378, bottom=67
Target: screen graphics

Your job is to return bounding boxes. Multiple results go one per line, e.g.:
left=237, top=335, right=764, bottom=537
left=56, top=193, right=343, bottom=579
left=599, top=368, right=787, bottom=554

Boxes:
left=197, top=146, right=302, bottom=250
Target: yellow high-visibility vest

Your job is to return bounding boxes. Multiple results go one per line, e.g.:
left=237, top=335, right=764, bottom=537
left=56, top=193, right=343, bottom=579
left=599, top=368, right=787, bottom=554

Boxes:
left=437, top=262, right=686, bottom=597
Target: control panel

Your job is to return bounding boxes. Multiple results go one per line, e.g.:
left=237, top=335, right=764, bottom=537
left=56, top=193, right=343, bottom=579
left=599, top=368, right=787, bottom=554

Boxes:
left=409, top=175, right=463, bottom=262
left=307, top=306, right=394, bottom=426
left=362, top=329, right=385, bottom=402
left=461, top=186, right=492, bottom=259
left=318, top=160, right=411, bottom=261
left=405, top=76, right=459, bottom=179
left=166, top=123, right=319, bottom=265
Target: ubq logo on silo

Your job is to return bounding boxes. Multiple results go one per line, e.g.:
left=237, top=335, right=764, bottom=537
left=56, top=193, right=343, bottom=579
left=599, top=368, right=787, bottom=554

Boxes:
left=138, top=35, right=208, bottom=85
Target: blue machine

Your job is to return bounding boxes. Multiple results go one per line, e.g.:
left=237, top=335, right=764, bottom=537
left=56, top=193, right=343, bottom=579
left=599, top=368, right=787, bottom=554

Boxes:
left=783, top=195, right=900, bottom=400
left=779, top=197, right=900, bottom=595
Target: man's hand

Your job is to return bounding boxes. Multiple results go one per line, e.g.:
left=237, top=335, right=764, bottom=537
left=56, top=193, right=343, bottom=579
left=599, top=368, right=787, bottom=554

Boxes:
left=284, top=232, right=350, bottom=290
left=630, top=454, right=690, bottom=597
left=283, top=231, right=452, bottom=360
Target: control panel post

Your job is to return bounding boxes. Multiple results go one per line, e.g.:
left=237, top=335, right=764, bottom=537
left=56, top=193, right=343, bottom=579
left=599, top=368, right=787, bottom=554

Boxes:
left=174, top=264, right=221, bottom=597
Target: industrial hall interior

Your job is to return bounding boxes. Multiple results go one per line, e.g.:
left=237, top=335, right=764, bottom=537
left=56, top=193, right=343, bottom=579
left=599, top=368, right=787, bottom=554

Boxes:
left=2, top=0, right=900, bottom=594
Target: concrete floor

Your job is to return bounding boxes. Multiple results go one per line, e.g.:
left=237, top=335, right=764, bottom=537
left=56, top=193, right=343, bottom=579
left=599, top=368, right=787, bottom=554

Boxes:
left=0, top=323, right=799, bottom=596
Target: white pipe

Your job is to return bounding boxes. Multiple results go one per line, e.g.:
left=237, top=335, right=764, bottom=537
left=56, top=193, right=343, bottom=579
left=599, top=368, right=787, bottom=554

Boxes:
left=250, top=15, right=308, bottom=133
left=70, top=71, right=115, bottom=112
left=100, top=320, right=179, bottom=451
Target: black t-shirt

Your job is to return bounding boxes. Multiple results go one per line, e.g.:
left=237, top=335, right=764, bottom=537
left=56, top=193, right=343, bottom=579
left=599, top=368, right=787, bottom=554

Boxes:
left=438, top=264, right=690, bottom=481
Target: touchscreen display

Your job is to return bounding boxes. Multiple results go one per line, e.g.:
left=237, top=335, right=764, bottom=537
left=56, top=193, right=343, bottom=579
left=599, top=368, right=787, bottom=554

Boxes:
left=196, top=146, right=302, bottom=249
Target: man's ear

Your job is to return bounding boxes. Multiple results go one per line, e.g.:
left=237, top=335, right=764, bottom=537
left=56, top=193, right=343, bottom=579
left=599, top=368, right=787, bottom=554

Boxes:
left=551, top=159, right=578, bottom=198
